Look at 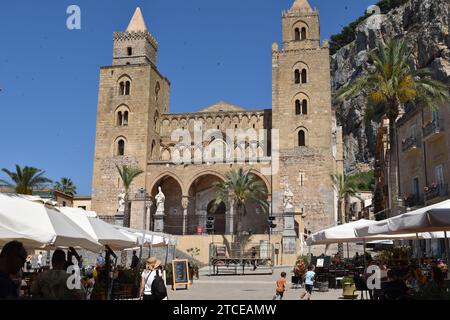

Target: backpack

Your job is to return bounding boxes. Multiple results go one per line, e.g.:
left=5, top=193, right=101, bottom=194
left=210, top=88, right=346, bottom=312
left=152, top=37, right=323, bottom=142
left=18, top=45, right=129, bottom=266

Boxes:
left=151, top=270, right=167, bottom=300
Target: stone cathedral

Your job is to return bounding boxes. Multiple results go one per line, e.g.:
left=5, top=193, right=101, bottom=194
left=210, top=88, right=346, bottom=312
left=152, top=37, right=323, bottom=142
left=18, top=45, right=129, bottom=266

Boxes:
left=91, top=0, right=343, bottom=261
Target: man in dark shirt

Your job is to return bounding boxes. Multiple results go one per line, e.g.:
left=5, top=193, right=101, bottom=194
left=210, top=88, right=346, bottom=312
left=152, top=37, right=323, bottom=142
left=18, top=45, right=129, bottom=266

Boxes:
left=130, top=251, right=139, bottom=269
left=0, top=241, right=27, bottom=299
left=380, top=269, right=409, bottom=300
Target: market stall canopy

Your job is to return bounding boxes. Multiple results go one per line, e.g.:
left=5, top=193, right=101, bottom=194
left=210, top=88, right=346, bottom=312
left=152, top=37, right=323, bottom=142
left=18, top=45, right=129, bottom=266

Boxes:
left=57, top=207, right=138, bottom=250
left=0, top=193, right=102, bottom=252
left=115, top=226, right=177, bottom=247
left=355, top=200, right=450, bottom=236
left=306, top=219, right=427, bottom=246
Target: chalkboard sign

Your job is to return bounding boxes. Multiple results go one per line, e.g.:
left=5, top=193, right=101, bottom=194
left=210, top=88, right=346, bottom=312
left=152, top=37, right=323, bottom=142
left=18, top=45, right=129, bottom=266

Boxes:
left=172, top=260, right=190, bottom=291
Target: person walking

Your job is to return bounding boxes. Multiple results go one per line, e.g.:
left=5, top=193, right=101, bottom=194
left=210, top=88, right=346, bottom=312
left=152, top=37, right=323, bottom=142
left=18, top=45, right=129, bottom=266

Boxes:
left=139, top=257, right=167, bottom=301
left=300, top=265, right=316, bottom=300
left=272, top=272, right=287, bottom=300
left=37, top=252, right=43, bottom=272
left=130, top=251, right=139, bottom=270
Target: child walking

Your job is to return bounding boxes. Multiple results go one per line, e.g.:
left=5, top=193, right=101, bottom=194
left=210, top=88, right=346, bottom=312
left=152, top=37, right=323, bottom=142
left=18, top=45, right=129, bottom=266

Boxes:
left=300, top=265, right=316, bottom=300
left=273, top=272, right=287, bottom=300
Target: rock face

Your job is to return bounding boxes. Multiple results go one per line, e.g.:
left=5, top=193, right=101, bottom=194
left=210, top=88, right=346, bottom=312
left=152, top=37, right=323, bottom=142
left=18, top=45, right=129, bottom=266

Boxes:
left=331, top=0, right=450, bottom=174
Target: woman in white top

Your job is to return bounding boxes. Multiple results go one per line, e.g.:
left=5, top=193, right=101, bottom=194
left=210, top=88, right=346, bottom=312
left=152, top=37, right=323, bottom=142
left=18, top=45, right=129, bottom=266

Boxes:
left=140, top=257, right=164, bottom=300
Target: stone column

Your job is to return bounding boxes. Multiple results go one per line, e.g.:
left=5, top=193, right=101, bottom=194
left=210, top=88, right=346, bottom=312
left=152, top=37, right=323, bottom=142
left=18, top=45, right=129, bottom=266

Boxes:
left=181, top=197, right=189, bottom=235
left=226, top=202, right=235, bottom=235
left=154, top=207, right=165, bottom=233
left=197, top=210, right=207, bottom=235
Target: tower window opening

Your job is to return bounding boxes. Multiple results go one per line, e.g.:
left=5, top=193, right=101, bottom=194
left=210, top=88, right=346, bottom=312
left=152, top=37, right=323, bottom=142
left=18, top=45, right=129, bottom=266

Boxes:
left=294, top=69, right=300, bottom=84
left=123, top=111, right=129, bottom=126
left=298, top=130, right=306, bottom=147
left=301, top=27, right=307, bottom=40
left=125, top=81, right=131, bottom=95
left=295, top=100, right=301, bottom=115
left=294, top=28, right=300, bottom=41
left=302, top=100, right=308, bottom=115
left=127, top=47, right=133, bottom=56
left=119, top=82, right=125, bottom=95
left=117, top=140, right=125, bottom=156
left=301, top=69, right=307, bottom=83
left=117, top=111, right=123, bottom=126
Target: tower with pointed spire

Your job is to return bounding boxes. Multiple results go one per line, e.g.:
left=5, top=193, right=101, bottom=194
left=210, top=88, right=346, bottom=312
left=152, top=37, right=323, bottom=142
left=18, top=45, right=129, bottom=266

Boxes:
left=113, top=7, right=159, bottom=66
left=92, top=8, right=170, bottom=224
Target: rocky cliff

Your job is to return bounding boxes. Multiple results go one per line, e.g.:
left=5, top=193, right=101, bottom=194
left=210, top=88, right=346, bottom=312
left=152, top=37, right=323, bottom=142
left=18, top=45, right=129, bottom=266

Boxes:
left=331, top=0, right=450, bottom=174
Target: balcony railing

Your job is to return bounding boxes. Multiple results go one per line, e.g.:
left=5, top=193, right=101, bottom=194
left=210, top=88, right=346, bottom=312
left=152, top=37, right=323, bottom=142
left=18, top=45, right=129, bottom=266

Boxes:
left=401, top=136, right=420, bottom=153
left=423, top=120, right=444, bottom=140
left=425, top=184, right=449, bottom=201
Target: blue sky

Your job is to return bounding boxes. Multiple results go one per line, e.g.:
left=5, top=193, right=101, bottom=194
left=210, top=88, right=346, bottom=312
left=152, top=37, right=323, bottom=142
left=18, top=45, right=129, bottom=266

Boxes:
left=0, top=0, right=375, bottom=195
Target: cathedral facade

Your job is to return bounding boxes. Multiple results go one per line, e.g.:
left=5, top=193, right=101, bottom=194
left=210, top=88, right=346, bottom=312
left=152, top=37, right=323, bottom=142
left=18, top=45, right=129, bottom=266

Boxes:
left=91, top=0, right=343, bottom=256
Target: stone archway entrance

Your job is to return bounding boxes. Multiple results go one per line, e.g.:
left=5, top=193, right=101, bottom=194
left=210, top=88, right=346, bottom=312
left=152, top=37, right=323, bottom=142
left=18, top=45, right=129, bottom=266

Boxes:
left=207, top=201, right=226, bottom=235
left=150, top=175, right=183, bottom=235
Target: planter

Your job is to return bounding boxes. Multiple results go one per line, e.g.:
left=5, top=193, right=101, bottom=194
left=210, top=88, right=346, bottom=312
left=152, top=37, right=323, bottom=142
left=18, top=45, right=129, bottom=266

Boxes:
left=342, top=282, right=358, bottom=299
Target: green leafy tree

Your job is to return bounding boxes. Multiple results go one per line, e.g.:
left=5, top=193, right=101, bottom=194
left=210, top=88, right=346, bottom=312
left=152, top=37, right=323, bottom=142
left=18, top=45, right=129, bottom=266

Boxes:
left=116, top=164, right=144, bottom=227
left=335, top=39, right=449, bottom=217
left=0, top=165, right=52, bottom=195
left=54, top=177, right=77, bottom=196
left=213, top=168, right=269, bottom=242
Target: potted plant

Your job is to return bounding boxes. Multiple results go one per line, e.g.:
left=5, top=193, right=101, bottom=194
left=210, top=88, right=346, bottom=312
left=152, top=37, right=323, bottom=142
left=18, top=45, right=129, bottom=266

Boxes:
left=342, top=276, right=357, bottom=299
left=187, top=247, right=201, bottom=280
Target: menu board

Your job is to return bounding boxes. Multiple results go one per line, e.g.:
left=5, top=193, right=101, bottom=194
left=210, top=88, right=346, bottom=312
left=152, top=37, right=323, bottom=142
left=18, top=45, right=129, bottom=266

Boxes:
left=172, top=260, right=190, bottom=291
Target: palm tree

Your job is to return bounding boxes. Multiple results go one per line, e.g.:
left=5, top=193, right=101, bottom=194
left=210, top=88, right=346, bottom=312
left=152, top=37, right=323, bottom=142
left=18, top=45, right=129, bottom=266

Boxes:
left=0, top=165, right=52, bottom=195
left=331, top=174, right=360, bottom=257
left=213, top=168, right=269, bottom=241
left=335, top=39, right=449, bottom=217
left=331, top=174, right=360, bottom=224
left=54, top=177, right=77, bottom=196
left=116, top=164, right=144, bottom=228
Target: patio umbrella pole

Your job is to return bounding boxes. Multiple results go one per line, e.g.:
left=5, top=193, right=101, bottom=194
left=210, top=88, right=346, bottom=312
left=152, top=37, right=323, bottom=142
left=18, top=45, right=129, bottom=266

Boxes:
left=363, top=239, right=367, bottom=271
left=346, top=242, right=350, bottom=261
left=445, top=231, right=450, bottom=273
left=416, top=233, right=422, bottom=261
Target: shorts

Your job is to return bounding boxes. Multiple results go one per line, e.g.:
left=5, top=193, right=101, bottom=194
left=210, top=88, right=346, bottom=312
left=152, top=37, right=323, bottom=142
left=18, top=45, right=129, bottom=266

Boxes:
left=305, top=285, right=313, bottom=294
left=275, top=291, right=284, bottom=299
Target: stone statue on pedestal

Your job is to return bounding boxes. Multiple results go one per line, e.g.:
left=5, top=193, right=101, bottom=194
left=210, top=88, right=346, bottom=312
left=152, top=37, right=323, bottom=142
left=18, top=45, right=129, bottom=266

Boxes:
left=118, top=189, right=126, bottom=213
left=283, top=184, right=294, bottom=210
left=155, top=186, right=165, bottom=214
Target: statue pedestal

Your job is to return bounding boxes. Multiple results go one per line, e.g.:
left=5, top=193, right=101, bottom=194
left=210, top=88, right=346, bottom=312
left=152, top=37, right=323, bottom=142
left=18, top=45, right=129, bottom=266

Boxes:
left=154, top=210, right=165, bottom=233
left=282, top=206, right=297, bottom=254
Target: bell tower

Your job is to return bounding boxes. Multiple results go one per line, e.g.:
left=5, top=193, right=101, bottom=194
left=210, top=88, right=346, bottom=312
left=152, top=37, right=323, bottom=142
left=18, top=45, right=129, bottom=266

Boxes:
left=91, top=7, right=170, bottom=228
left=271, top=0, right=340, bottom=248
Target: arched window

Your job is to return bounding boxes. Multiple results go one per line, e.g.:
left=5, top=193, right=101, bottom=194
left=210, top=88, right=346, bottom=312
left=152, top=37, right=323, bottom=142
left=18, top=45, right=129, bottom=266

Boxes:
left=302, top=100, right=308, bottom=115
left=301, top=27, right=307, bottom=40
left=127, top=47, right=133, bottom=56
left=119, top=82, right=125, bottom=96
left=298, top=130, right=306, bottom=147
left=301, top=69, right=307, bottom=83
left=125, top=81, right=131, bottom=95
left=117, top=111, right=123, bottom=126
left=294, top=28, right=300, bottom=41
left=122, top=112, right=127, bottom=125
left=294, top=69, right=300, bottom=84
left=117, top=140, right=125, bottom=156
left=295, top=100, right=301, bottom=115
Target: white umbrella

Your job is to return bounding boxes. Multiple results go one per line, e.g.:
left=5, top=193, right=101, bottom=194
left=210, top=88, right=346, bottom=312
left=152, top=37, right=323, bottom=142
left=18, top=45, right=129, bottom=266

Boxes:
left=0, top=193, right=102, bottom=252
left=57, top=207, right=138, bottom=250
left=0, top=225, right=45, bottom=248
left=306, top=219, right=422, bottom=246
left=354, top=200, right=450, bottom=236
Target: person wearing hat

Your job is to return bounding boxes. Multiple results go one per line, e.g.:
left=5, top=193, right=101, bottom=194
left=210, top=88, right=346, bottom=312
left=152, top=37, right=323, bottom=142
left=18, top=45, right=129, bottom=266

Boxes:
left=139, top=257, right=165, bottom=300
